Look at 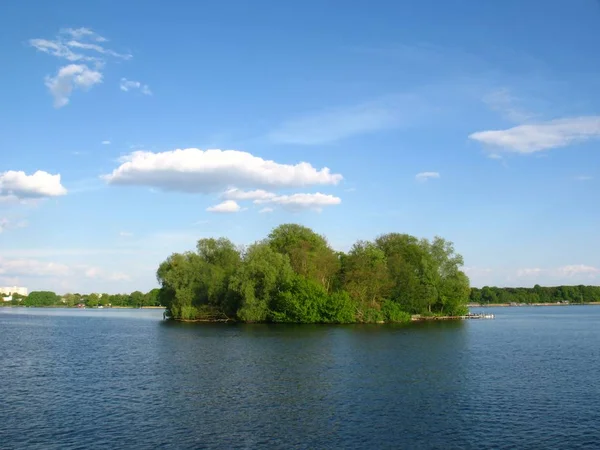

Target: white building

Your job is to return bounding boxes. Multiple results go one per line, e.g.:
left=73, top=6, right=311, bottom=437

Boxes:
left=0, top=286, right=28, bottom=296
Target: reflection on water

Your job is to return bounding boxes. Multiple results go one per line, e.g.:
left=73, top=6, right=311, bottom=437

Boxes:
left=1, top=306, right=599, bottom=449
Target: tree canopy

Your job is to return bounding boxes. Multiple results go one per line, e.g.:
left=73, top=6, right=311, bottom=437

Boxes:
left=156, top=223, right=472, bottom=323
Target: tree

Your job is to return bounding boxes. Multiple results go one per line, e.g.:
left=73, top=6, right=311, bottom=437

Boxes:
left=228, top=242, right=294, bottom=322
left=267, top=224, right=339, bottom=292
left=342, top=240, right=391, bottom=308
left=23, top=291, right=59, bottom=307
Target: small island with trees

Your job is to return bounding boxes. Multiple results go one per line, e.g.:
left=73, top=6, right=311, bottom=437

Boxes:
left=155, top=223, right=471, bottom=323
left=3, top=223, right=598, bottom=320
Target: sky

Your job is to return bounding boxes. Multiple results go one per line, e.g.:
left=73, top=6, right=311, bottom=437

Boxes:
left=1, top=0, right=600, bottom=294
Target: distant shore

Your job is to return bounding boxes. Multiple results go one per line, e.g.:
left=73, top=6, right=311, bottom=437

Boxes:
left=468, top=302, right=600, bottom=307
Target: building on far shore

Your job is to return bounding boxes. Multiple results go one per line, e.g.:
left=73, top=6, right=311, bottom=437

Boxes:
left=0, top=286, right=28, bottom=296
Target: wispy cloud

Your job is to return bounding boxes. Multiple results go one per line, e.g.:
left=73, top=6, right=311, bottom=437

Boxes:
left=29, top=27, right=132, bottom=107
left=29, top=27, right=131, bottom=62
left=469, top=116, right=600, bottom=154
left=267, top=94, right=419, bottom=145
left=575, top=175, right=593, bottom=181
left=415, top=171, right=440, bottom=182
left=517, top=265, right=600, bottom=279
left=482, top=88, right=534, bottom=123
left=120, top=78, right=152, bottom=95
left=0, top=218, right=28, bottom=233
left=102, top=140, right=111, bottom=145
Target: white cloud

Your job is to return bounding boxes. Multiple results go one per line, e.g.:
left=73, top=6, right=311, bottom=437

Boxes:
left=66, top=40, right=130, bottom=60
left=267, top=95, right=416, bottom=145
left=0, top=218, right=28, bottom=233
left=206, top=200, right=241, bottom=213
left=556, top=264, right=600, bottom=277
left=222, top=188, right=276, bottom=201
left=102, top=140, right=111, bottom=145
left=516, top=265, right=600, bottom=280
left=254, top=192, right=341, bottom=212
left=61, top=27, right=107, bottom=42
left=259, top=207, right=274, bottom=213
left=119, top=231, right=133, bottom=237
left=103, top=148, right=343, bottom=192
left=575, top=175, right=593, bottom=181
left=0, top=257, right=71, bottom=277
left=120, top=78, right=152, bottom=95
left=482, top=88, right=533, bottom=123
left=29, top=28, right=130, bottom=62
left=469, top=116, right=600, bottom=153
left=84, top=266, right=131, bottom=281
left=0, top=170, right=67, bottom=200
left=30, top=28, right=131, bottom=106
left=517, top=268, right=543, bottom=278
left=45, top=64, right=102, bottom=108
left=415, top=171, right=440, bottom=182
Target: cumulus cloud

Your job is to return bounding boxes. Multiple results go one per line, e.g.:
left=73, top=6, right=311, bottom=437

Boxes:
left=120, top=78, right=152, bottom=95
left=415, top=171, right=440, bottom=182
left=0, top=170, right=67, bottom=200
left=254, top=192, right=341, bottom=212
left=45, top=64, right=102, bottom=107
left=206, top=200, right=241, bottom=213
left=469, top=116, right=600, bottom=153
left=103, top=148, right=343, bottom=192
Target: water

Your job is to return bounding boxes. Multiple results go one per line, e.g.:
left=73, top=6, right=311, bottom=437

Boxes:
left=1, top=306, right=599, bottom=449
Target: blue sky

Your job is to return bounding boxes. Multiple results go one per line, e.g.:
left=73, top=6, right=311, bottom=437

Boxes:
left=1, top=0, right=599, bottom=293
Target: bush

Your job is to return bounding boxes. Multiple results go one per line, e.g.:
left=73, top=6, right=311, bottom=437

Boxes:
left=321, top=291, right=357, bottom=324
left=381, top=300, right=411, bottom=323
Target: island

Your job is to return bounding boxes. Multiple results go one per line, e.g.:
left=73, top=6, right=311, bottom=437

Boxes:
left=155, top=223, right=471, bottom=323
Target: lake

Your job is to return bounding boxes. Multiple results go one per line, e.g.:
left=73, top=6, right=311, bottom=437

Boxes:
left=1, top=306, right=599, bottom=449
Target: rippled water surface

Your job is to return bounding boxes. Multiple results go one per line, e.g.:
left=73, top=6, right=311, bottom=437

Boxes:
left=1, top=306, right=599, bottom=449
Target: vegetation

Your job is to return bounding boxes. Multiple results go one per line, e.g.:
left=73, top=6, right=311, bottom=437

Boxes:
left=470, top=285, right=600, bottom=304
left=157, top=223, right=471, bottom=323
left=1, top=289, right=162, bottom=308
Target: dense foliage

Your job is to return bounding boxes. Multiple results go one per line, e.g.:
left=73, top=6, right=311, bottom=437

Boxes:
left=1, top=289, right=162, bottom=308
left=470, top=285, right=600, bottom=304
left=157, top=224, right=471, bottom=323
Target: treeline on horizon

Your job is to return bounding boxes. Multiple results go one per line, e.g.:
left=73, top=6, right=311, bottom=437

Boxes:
left=156, top=223, right=471, bottom=323
left=470, top=284, right=600, bottom=304
left=2, top=290, right=161, bottom=308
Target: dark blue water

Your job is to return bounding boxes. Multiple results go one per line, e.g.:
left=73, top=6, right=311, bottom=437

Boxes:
left=1, top=306, right=599, bottom=449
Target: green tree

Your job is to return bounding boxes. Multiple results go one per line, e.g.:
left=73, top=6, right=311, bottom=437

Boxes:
left=342, top=240, right=391, bottom=309
left=267, top=224, right=339, bottom=292
left=23, top=291, right=59, bottom=307
left=228, top=242, right=294, bottom=322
